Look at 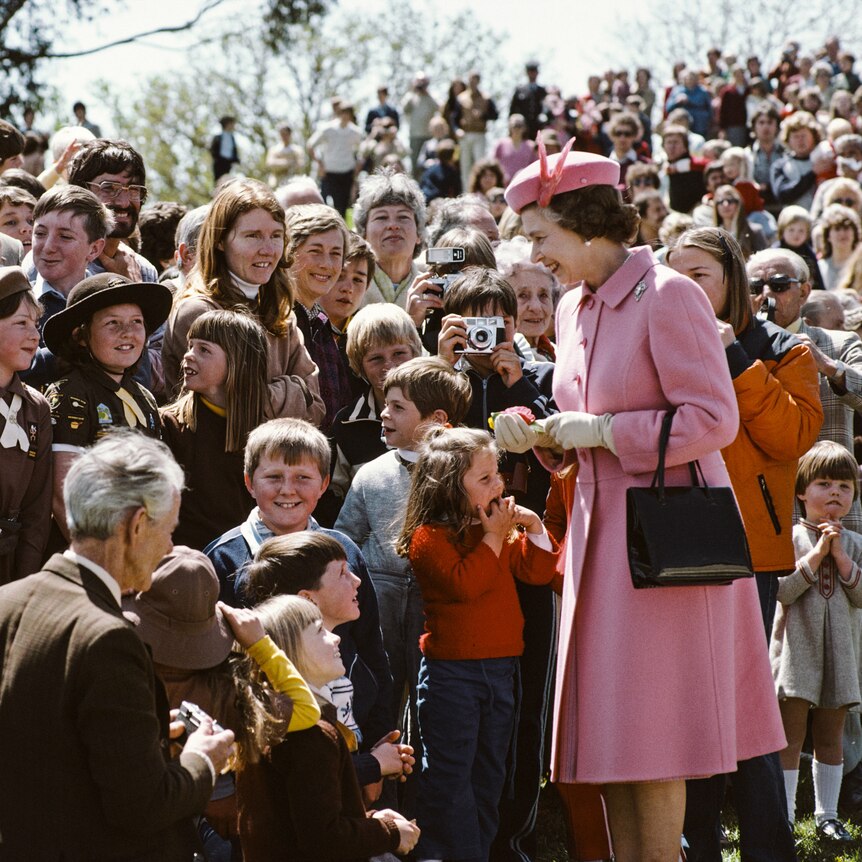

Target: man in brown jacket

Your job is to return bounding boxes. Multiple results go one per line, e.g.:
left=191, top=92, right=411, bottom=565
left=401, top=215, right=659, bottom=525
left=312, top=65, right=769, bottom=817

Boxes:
left=0, top=432, right=234, bottom=860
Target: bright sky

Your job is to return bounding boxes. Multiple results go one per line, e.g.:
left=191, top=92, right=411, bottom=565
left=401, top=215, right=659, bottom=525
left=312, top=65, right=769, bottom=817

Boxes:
left=45, top=0, right=646, bottom=134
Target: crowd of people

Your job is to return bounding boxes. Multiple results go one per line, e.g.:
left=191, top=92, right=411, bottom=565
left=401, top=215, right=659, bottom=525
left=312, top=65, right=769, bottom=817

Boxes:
left=5, top=31, right=862, bottom=862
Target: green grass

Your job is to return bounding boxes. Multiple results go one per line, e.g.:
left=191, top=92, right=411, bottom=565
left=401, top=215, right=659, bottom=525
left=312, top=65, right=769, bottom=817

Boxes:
left=533, top=763, right=862, bottom=862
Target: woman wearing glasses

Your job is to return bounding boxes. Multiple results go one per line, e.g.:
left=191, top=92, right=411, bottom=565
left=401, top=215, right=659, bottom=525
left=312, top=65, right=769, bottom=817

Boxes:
left=605, top=112, right=650, bottom=200
left=710, top=184, right=768, bottom=260
left=668, top=227, right=821, bottom=861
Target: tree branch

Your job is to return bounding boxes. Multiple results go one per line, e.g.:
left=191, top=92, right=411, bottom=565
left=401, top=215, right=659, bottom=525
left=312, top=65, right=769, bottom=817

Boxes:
left=44, top=0, right=227, bottom=59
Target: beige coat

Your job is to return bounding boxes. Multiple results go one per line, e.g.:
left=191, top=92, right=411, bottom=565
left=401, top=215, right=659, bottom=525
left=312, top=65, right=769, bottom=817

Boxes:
left=771, top=523, right=862, bottom=709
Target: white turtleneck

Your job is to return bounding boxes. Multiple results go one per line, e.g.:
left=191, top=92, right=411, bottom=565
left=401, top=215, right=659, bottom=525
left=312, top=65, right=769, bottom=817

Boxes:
left=229, top=271, right=261, bottom=300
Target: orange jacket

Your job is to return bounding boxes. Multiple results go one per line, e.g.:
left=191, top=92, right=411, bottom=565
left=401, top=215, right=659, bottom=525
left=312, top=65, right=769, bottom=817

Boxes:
left=721, top=319, right=822, bottom=571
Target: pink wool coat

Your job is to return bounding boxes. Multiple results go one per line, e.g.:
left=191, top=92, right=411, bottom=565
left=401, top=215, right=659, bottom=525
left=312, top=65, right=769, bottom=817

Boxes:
left=550, top=246, right=786, bottom=784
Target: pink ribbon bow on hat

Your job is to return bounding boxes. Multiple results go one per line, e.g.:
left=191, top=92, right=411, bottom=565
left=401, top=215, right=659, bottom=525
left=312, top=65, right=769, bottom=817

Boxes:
left=536, top=132, right=576, bottom=207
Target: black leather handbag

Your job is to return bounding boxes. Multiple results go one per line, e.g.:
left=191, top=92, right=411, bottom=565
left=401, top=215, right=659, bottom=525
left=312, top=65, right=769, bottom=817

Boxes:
left=626, top=411, right=754, bottom=588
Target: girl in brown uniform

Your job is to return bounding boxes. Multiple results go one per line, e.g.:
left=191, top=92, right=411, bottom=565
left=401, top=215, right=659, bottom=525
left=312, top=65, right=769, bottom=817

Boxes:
left=0, top=266, right=51, bottom=582
left=42, top=273, right=171, bottom=542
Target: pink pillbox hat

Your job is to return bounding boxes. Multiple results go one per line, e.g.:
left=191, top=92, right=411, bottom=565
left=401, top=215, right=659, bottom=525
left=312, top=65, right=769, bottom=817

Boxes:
left=504, top=135, right=621, bottom=214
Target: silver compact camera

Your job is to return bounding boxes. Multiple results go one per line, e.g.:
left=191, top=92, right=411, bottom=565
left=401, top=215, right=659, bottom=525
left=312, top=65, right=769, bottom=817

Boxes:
left=457, top=316, right=506, bottom=354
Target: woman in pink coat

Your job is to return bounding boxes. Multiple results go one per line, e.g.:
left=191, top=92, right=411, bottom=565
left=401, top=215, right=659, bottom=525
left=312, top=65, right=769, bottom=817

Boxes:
left=494, top=142, right=786, bottom=861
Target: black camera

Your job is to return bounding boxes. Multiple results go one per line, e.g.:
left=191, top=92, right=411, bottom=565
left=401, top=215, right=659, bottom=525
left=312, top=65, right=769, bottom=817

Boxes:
left=456, top=316, right=507, bottom=354
left=177, top=700, right=226, bottom=742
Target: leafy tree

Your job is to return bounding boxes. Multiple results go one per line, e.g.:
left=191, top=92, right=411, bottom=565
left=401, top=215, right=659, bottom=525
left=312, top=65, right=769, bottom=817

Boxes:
left=95, top=0, right=512, bottom=206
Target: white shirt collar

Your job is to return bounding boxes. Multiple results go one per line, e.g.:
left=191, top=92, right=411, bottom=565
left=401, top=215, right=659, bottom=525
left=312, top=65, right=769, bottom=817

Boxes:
left=64, top=550, right=122, bottom=606
left=396, top=448, right=420, bottom=462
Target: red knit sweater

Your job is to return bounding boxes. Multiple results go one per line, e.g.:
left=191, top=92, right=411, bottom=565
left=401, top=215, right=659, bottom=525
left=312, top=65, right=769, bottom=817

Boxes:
left=409, top=523, right=559, bottom=660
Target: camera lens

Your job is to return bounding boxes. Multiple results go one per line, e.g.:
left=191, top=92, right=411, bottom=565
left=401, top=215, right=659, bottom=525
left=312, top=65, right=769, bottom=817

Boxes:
left=469, top=326, right=492, bottom=348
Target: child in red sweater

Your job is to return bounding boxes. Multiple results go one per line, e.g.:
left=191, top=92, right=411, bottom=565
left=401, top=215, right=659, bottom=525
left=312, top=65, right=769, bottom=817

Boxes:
left=397, top=426, right=557, bottom=861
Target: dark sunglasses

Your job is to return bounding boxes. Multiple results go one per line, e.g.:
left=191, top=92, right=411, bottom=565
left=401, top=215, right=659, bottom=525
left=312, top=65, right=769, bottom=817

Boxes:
left=832, top=197, right=858, bottom=207
left=749, top=275, right=800, bottom=294
left=715, top=198, right=739, bottom=206
left=612, top=130, right=635, bottom=138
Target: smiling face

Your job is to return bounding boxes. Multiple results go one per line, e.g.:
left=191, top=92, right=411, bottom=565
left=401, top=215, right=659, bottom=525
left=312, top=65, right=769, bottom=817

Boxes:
left=0, top=203, right=33, bottom=250
left=88, top=169, right=142, bottom=239
left=361, top=342, right=416, bottom=404
left=301, top=558, right=361, bottom=630
left=319, top=257, right=369, bottom=329
left=364, top=204, right=419, bottom=267
left=221, top=208, right=285, bottom=287
left=81, top=303, right=146, bottom=382
left=521, top=207, right=588, bottom=286
left=381, top=385, right=428, bottom=450
left=298, top=620, right=344, bottom=689
left=290, top=228, right=345, bottom=309
left=182, top=338, right=228, bottom=404
left=511, top=267, right=554, bottom=342
left=0, top=294, right=40, bottom=384
left=245, top=454, right=329, bottom=535
left=798, top=477, right=855, bottom=522
left=32, top=209, right=104, bottom=296
left=462, top=446, right=505, bottom=516
left=668, top=246, right=728, bottom=318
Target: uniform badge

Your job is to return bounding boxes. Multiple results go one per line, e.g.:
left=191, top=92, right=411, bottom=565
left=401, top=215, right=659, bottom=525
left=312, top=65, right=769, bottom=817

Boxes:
left=634, top=281, right=648, bottom=301
left=27, top=422, right=37, bottom=459
left=96, top=403, right=113, bottom=425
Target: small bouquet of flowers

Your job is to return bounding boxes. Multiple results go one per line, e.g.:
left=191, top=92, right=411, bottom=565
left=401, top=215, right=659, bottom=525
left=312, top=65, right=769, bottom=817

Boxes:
left=488, top=405, right=548, bottom=433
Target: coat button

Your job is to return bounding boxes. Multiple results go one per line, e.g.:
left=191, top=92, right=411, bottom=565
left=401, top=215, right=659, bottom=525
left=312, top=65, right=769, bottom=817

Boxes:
left=580, top=338, right=587, bottom=347
left=584, top=297, right=594, bottom=309
left=573, top=374, right=581, bottom=384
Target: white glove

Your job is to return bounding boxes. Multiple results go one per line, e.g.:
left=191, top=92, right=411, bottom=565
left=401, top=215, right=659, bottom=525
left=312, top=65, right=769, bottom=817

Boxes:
left=543, top=411, right=617, bottom=454
left=493, top=413, right=558, bottom=453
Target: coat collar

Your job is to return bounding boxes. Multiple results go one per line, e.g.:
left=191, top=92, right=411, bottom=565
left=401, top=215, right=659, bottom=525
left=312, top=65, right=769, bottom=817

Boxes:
left=590, top=245, right=657, bottom=310
left=41, top=552, right=126, bottom=620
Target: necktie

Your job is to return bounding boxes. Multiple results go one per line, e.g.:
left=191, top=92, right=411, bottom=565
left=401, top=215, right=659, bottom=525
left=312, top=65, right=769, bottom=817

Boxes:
left=115, top=387, right=147, bottom=429
left=0, top=395, right=30, bottom=451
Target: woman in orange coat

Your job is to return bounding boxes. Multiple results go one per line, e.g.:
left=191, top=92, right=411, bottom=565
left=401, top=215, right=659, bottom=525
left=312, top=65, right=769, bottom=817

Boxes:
left=668, top=226, right=822, bottom=862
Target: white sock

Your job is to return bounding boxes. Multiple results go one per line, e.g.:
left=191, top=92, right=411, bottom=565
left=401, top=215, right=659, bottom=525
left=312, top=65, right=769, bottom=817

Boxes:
left=813, top=759, right=843, bottom=824
left=783, top=769, right=799, bottom=824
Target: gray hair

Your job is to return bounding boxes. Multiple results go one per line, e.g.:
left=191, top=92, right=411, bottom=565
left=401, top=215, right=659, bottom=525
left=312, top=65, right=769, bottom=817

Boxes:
left=48, top=125, right=96, bottom=165
left=494, top=236, right=559, bottom=302
left=275, top=176, right=324, bottom=209
left=174, top=204, right=209, bottom=252
left=428, top=199, right=490, bottom=247
left=746, top=247, right=810, bottom=282
left=64, top=431, right=184, bottom=540
left=353, top=167, right=426, bottom=255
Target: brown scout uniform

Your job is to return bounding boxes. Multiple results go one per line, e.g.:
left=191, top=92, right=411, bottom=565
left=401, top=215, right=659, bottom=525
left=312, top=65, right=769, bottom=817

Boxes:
left=0, top=375, right=52, bottom=584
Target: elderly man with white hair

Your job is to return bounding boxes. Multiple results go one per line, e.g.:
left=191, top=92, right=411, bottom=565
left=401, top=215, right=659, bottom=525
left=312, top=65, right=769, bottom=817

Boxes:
left=0, top=431, right=234, bottom=860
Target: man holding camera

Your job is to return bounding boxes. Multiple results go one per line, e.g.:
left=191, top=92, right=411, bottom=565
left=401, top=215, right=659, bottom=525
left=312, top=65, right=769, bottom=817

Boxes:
left=0, top=433, right=234, bottom=860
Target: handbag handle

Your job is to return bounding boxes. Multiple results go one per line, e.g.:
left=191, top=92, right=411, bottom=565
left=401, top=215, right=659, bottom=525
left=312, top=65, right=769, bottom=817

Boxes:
left=650, top=410, right=709, bottom=501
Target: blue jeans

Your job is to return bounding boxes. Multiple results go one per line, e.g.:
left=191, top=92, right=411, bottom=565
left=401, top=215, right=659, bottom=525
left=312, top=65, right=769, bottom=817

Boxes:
left=684, top=752, right=796, bottom=862
left=417, top=656, right=517, bottom=861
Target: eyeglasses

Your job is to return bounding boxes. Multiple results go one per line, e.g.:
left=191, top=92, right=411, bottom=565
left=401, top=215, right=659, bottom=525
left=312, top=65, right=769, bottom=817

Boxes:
left=87, top=181, right=148, bottom=203
left=715, top=198, right=739, bottom=206
left=749, top=275, right=800, bottom=294
left=631, top=177, right=653, bottom=186
left=612, top=130, right=635, bottom=138
left=832, top=198, right=858, bottom=208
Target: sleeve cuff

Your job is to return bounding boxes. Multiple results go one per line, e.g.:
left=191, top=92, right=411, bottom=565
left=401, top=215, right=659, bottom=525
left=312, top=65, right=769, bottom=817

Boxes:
left=526, top=528, right=553, bottom=551
left=185, top=749, right=217, bottom=786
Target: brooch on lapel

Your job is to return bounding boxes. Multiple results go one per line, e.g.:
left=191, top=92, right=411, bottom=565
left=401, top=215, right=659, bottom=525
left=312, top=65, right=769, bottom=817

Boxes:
left=634, top=280, right=648, bottom=301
